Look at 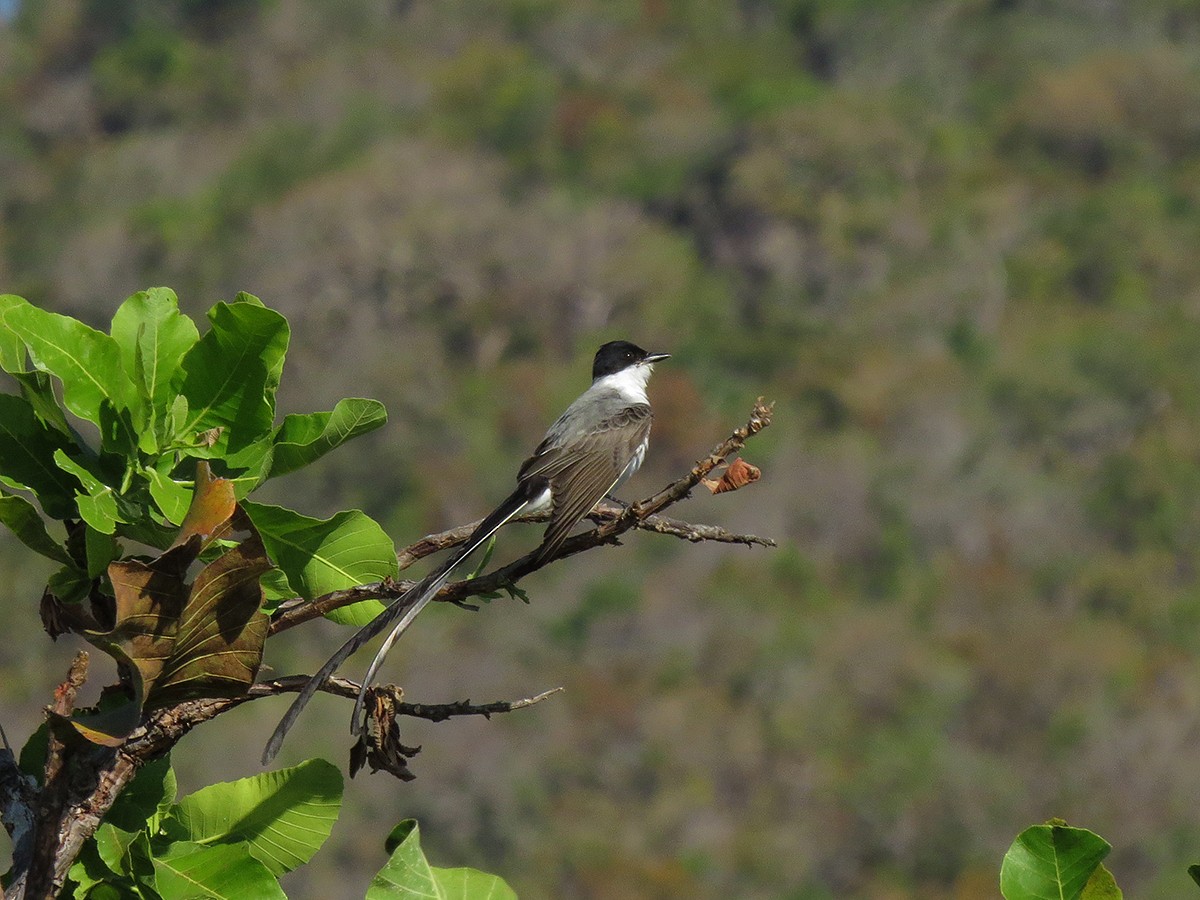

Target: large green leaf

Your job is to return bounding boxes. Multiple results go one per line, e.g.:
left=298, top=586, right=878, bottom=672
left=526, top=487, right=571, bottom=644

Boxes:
left=242, top=501, right=395, bottom=625
left=269, top=397, right=387, bottom=477
left=1001, top=822, right=1111, bottom=900
left=152, top=841, right=286, bottom=900
left=177, top=299, right=289, bottom=455
left=110, top=288, right=200, bottom=425
left=0, top=491, right=71, bottom=563
left=0, top=393, right=78, bottom=518
left=161, top=758, right=342, bottom=876
left=0, top=295, right=138, bottom=430
left=367, top=820, right=516, bottom=900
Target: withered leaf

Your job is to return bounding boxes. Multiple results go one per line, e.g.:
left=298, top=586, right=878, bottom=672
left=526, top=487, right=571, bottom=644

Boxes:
left=171, top=460, right=236, bottom=549
left=349, top=689, right=419, bottom=781
left=70, top=509, right=270, bottom=744
left=69, top=696, right=142, bottom=748
left=151, top=533, right=271, bottom=705
left=702, top=457, right=761, bottom=494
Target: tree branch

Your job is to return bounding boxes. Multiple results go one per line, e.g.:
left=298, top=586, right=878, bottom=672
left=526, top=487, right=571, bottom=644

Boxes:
left=250, top=676, right=563, bottom=721
left=269, top=398, right=774, bottom=634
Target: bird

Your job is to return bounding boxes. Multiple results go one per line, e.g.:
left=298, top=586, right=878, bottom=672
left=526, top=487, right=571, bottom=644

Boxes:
left=262, top=340, right=669, bottom=764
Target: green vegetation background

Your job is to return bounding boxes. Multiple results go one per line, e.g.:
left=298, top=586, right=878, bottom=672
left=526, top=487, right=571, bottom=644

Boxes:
left=3, top=0, right=1200, bottom=897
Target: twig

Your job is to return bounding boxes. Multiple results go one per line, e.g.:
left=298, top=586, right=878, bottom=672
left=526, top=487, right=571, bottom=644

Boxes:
left=249, top=675, right=563, bottom=721
left=590, top=504, right=775, bottom=547
left=270, top=398, right=775, bottom=633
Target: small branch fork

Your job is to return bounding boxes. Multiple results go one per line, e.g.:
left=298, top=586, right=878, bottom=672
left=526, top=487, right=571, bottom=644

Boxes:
left=0, top=399, right=774, bottom=900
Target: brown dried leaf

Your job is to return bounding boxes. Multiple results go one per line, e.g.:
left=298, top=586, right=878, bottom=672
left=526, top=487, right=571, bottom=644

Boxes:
left=40, top=587, right=102, bottom=639
left=349, top=688, right=419, bottom=781
left=151, top=533, right=271, bottom=705
left=68, top=688, right=142, bottom=748
left=172, top=460, right=236, bottom=550
left=702, top=457, right=761, bottom=494
left=198, top=427, right=223, bottom=449
left=69, top=510, right=270, bottom=744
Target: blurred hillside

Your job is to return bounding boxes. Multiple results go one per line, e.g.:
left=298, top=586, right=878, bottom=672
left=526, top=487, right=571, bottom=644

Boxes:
left=5, top=0, right=1200, bottom=897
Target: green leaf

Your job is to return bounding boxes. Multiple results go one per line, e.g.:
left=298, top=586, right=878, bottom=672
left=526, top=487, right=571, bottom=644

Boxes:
left=1001, top=822, right=1111, bottom=900
left=94, top=823, right=140, bottom=878
left=1081, top=863, right=1123, bottom=899
left=0, top=294, right=27, bottom=372
left=161, top=758, right=342, bottom=876
left=0, top=491, right=71, bottom=563
left=367, top=819, right=517, bottom=900
left=110, top=288, right=199, bottom=435
left=67, top=840, right=120, bottom=898
left=11, top=369, right=73, bottom=436
left=0, top=295, right=138, bottom=429
left=215, top=435, right=275, bottom=498
left=152, top=841, right=286, bottom=900
left=146, top=468, right=193, bottom=525
left=106, top=753, right=177, bottom=835
left=53, top=450, right=120, bottom=534
left=98, top=399, right=140, bottom=461
left=0, top=393, right=78, bottom=518
left=81, top=883, right=131, bottom=900
left=258, top=566, right=295, bottom=606
left=242, top=501, right=396, bottom=625
left=84, top=524, right=119, bottom=578
left=178, top=301, right=289, bottom=455
left=269, top=398, right=387, bottom=478
left=47, top=563, right=90, bottom=604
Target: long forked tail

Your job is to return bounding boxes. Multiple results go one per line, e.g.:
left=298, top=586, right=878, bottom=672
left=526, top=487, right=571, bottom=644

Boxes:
left=261, top=484, right=539, bottom=765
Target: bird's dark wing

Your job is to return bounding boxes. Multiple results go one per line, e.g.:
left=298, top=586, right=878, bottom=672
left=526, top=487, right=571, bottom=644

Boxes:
left=521, top=404, right=653, bottom=559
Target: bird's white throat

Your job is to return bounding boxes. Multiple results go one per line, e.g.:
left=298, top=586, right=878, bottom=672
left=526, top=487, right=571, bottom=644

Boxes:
left=594, top=363, right=654, bottom=404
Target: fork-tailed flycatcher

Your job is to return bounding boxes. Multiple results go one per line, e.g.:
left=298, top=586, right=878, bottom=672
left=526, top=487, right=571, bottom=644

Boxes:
left=262, top=340, right=669, bottom=764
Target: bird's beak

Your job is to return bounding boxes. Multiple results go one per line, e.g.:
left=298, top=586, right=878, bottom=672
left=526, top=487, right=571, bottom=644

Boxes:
left=643, top=352, right=671, bottom=364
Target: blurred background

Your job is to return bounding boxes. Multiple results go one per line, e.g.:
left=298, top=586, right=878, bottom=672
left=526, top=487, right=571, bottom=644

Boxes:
left=3, top=0, right=1200, bottom=897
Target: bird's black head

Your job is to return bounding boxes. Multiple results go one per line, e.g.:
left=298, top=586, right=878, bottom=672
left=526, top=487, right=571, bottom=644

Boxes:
left=591, top=340, right=670, bottom=380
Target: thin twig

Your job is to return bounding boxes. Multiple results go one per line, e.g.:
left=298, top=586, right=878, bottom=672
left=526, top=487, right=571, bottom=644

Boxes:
left=250, top=675, right=563, bottom=721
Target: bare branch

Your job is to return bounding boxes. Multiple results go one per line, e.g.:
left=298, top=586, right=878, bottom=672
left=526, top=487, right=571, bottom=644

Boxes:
left=250, top=676, right=563, bottom=721
left=270, top=398, right=775, bottom=633
left=590, top=504, right=775, bottom=547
